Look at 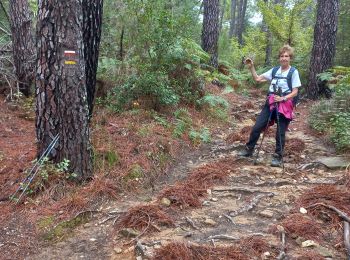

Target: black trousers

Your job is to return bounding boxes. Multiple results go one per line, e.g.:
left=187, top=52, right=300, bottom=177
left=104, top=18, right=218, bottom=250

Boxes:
left=246, top=101, right=290, bottom=156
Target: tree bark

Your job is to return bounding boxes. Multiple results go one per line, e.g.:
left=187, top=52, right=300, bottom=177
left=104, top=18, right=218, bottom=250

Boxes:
left=262, top=0, right=272, bottom=66
left=236, top=0, right=247, bottom=45
left=219, top=0, right=226, bottom=32
left=82, top=0, right=103, bottom=117
left=36, top=0, right=93, bottom=180
left=202, top=0, right=220, bottom=68
left=9, top=0, right=35, bottom=97
left=307, top=0, right=339, bottom=99
left=229, top=0, right=236, bottom=38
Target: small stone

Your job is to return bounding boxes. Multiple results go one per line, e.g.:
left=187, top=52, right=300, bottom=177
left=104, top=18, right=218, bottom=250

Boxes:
left=160, top=197, right=171, bottom=207
left=299, top=207, right=307, bottom=214
left=89, top=238, right=97, bottom=241
left=259, top=209, right=274, bottom=218
left=207, top=189, right=212, bottom=195
left=301, top=240, right=318, bottom=247
left=120, top=228, right=139, bottom=238
left=114, top=247, right=123, bottom=254
left=295, top=236, right=305, bottom=246
left=83, top=223, right=91, bottom=228
left=204, top=218, right=217, bottom=226
left=211, top=197, right=218, bottom=202
left=262, top=251, right=271, bottom=259
left=136, top=256, right=142, bottom=260
left=276, top=225, right=285, bottom=232
left=202, top=201, right=210, bottom=206
left=300, top=154, right=306, bottom=159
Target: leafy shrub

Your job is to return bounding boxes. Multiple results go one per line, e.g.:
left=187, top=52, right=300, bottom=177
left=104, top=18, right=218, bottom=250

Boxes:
left=309, top=68, right=350, bottom=152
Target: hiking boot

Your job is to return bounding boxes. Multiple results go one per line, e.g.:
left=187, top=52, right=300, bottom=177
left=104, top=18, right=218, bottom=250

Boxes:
left=238, top=146, right=254, bottom=157
left=271, top=154, right=282, bottom=167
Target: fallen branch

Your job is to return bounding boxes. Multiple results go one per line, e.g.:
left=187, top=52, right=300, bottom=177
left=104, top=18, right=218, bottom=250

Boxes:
left=229, top=193, right=274, bottom=217
left=207, top=235, right=239, bottom=241
left=276, top=225, right=286, bottom=260
left=307, top=203, right=350, bottom=223
left=125, top=212, right=151, bottom=246
left=185, top=216, right=199, bottom=230
left=344, top=221, right=350, bottom=259
left=223, top=214, right=235, bottom=224
left=213, top=186, right=265, bottom=193
left=254, top=180, right=294, bottom=187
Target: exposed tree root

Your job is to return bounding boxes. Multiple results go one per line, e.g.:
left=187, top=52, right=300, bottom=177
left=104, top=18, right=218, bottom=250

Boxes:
left=229, top=192, right=274, bottom=217
left=344, top=221, right=350, bottom=259
left=307, top=203, right=350, bottom=223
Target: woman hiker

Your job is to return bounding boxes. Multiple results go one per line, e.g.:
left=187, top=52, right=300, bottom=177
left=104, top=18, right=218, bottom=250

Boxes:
left=238, top=45, right=302, bottom=167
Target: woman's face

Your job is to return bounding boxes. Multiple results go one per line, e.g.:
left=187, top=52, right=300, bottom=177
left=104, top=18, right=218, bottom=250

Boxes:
left=279, top=52, right=291, bottom=67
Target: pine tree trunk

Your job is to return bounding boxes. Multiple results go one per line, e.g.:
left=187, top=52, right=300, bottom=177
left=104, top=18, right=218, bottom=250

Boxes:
left=9, top=0, right=35, bottom=97
left=263, top=0, right=272, bottom=66
left=237, top=0, right=247, bottom=45
left=82, top=0, right=103, bottom=117
left=307, top=0, right=339, bottom=99
left=36, top=0, right=93, bottom=180
left=202, top=0, right=220, bottom=68
left=229, top=0, right=236, bottom=38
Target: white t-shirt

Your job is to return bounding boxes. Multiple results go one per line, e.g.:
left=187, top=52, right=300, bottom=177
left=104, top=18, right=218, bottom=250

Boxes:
left=261, top=67, right=302, bottom=94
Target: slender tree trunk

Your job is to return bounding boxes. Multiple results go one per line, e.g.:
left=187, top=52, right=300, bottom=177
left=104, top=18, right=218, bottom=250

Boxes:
left=229, top=0, right=236, bottom=38
left=219, top=0, right=226, bottom=32
left=82, top=0, right=103, bottom=117
left=9, top=0, right=35, bottom=97
left=201, top=0, right=220, bottom=68
left=307, top=0, right=339, bottom=99
left=119, top=26, right=124, bottom=61
left=237, top=0, right=247, bottom=45
left=263, top=0, right=272, bottom=66
left=36, top=0, right=93, bottom=180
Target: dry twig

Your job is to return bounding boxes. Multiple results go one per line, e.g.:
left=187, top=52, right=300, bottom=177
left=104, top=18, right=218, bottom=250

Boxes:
left=207, top=234, right=239, bottom=241
left=185, top=216, right=199, bottom=230
left=229, top=193, right=274, bottom=217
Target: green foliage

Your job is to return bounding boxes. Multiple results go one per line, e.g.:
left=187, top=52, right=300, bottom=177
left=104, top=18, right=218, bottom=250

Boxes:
left=99, top=0, right=206, bottom=112
left=189, top=127, right=211, bottom=145
left=329, top=112, right=350, bottom=151
left=309, top=67, right=350, bottom=152
left=197, top=94, right=230, bottom=122
left=94, top=149, right=120, bottom=171
left=198, top=95, right=229, bottom=110
left=126, top=164, right=143, bottom=180
left=172, top=108, right=192, bottom=138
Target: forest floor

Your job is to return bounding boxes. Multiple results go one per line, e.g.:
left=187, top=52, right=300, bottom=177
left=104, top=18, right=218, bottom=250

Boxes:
left=0, top=86, right=350, bottom=260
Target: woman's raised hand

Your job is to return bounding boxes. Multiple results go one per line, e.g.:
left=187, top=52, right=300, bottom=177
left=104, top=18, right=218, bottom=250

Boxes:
left=244, top=58, right=254, bottom=68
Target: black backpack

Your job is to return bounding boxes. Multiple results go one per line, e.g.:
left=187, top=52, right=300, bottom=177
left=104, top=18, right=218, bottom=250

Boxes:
left=271, top=66, right=299, bottom=106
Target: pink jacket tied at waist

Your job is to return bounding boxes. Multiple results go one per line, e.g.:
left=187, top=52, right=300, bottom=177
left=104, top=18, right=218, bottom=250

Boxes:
left=268, top=95, right=294, bottom=120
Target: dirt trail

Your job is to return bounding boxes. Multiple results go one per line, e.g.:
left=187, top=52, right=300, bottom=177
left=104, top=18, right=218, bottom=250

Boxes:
left=28, top=98, right=348, bottom=260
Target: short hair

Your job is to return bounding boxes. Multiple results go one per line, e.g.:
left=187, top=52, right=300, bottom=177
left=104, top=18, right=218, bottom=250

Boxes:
left=279, top=45, right=294, bottom=59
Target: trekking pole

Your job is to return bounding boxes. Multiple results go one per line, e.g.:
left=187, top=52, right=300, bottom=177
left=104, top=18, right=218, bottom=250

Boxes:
left=254, top=106, right=273, bottom=165
left=275, top=87, right=285, bottom=172
left=11, top=134, right=60, bottom=203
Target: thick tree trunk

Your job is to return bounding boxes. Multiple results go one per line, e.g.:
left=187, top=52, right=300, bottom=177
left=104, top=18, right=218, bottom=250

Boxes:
left=82, top=0, right=103, bottom=117
left=229, top=0, right=236, bottom=38
left=263, top=0, right=271, bottom=66
left=36, top=0, right=93, bottom=180
left=202, top=0, right=220, bottom=68
left=9, top=0, right=35, bottom=97
left=307, top=0, right=339, bottom=99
